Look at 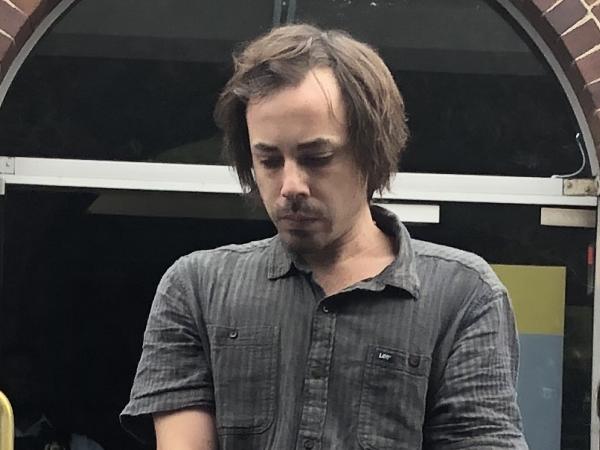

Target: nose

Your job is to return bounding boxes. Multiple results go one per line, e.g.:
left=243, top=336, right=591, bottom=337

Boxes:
left=280, top=160, right=310, bottom=199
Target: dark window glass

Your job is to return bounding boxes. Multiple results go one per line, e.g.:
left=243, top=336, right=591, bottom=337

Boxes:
left=0, top=0, right=275, bottom=164
left=0, top=0, right=588, bottom=177
left=294, top=0, right=587, bottom=177
left=0, top=187, right=275, bottom=449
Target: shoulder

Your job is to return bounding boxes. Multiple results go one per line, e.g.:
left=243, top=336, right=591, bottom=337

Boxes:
left=411, top=239, right=505, bottom=298
left=159, top=237, right=276, bottom=290
left=179, top=236, right=274, bottom=269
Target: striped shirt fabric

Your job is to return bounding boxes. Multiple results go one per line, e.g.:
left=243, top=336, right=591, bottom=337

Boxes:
left=121, top=206, right=529, bottom=449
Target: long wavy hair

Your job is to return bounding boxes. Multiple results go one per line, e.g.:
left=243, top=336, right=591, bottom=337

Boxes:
left=214, top=23, right=408, bottom=199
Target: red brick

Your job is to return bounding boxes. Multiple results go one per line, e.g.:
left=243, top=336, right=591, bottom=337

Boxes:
left=10, top=0, right=49, bottom=31
left=562, top=20, right=600, bottom=59
left=0, top=1, right=28, bottom=40
left=572, top=49, right=600, bottom=87
left=532, top=0, right=560, bottom=13
left=567, top=54, right=589, bottom=92
left=511, top=0, right=561, bottom=55
left=582, top=107, right=599, bottom=147
left=43, top=0, right=61, bottom=11
left=552, top=36, right=578, bottom=80
left=590, top=110, right=600, bottom=159
left=10, top=0, right=42, bottom=15
left=578, top=80, right=600, bottom=120
left=512, top=0, right=547, bottom=24
left=544, top=0, right=587, bottom=35
left=584, top=109, right=600, bottom=151
left=0, top=32, right=16, bottom=79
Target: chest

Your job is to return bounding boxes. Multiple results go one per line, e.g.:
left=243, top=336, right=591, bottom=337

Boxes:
left=202, top=281, right=438, bottom=449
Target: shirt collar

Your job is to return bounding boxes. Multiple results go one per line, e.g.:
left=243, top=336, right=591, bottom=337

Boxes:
left=267, top=205, right=421, bottom=299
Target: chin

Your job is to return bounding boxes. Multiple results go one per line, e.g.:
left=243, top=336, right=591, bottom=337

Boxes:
left=280, top=230, right=326, bottom=254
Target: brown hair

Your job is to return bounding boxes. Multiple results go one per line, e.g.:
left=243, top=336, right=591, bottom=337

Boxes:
left=214, top=23, right=408, bottom=198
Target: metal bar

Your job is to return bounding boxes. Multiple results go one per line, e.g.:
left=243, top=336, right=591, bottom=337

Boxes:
left=285, top=0, right=297, bottom=23
left=374, top=203, right=439, bottom=224
left=0, top=391, right=14, bottom=450
left=382, top=172, right=597, bottom=206
left=540, top=207, right=597, bottom=228
left=272, top=0, right=283, bottom=26
left=563, top=178, right=600, bottom=196
left=0, top=158, right=14, bottom=175
left=1, top=157, right=597, bottom=206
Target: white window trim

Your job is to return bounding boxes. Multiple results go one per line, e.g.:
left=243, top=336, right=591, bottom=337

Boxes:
left=1, top=157, right=597, bottom=207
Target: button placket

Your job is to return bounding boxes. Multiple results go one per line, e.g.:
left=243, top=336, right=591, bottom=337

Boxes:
left=295, top=302, right=336, bottom=450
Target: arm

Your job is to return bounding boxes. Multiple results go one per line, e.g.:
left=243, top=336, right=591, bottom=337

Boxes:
left=120, top=258, right=215, bottom=444
left=423, top=290, right=528, bottom=449
left=154, top=408, right=217, bottom=450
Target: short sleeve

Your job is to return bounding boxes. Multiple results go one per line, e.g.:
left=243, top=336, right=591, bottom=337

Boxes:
left=423, top=290, right=529, bottom=449
left=120, top=258, right=214, bottom=443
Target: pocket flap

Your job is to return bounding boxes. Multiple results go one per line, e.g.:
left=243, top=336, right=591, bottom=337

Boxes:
left=208, top=324, right=276, bottom=348
left=367, top=345, right=431, bottom=377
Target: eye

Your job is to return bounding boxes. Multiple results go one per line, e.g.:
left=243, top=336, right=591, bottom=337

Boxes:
left=300, top=155, right=333, bottom=167
left=259, top=157, right=283, bottom=169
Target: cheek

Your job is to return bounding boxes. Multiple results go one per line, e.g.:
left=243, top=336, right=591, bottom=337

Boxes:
left=254, top=177, right=280, bottom=213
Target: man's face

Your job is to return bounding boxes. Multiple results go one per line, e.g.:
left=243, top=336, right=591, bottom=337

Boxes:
left=246, top=67, right=369, bottom=255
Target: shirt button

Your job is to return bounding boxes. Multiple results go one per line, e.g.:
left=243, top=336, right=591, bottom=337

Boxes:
left=409, top=354, right=421, bottom=368
left=303, top=439, right=314, bottom=449
left=322, top=305, right=329, bottom=313
left=228, top=330, right=238, bottom=339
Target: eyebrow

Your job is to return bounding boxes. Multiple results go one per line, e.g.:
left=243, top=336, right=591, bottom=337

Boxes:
left=251, top=143, right=278, bottom=153
left=297, top=138, right=336, bottom=151
left=251, top=138, right=338, bottom=153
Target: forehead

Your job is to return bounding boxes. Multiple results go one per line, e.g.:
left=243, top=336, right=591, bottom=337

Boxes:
left=246, top=67, right=346, bottom=135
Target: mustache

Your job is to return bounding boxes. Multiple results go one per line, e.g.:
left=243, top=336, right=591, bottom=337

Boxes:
left=274, top=198, right=321, bottom=219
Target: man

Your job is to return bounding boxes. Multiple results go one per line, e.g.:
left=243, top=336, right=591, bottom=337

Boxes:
left=121, top=24, right=528, bottom=449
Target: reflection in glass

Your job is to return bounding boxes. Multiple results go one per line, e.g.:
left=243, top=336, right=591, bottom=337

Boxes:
left=294, top=0, right=585, bottom=177
left=0, top=0, right=275, bottom=164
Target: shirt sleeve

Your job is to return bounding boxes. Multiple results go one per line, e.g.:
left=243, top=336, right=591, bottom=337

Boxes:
left=120, top=258, right=214, bottom=443
left=423, top=290, right=530, bottom=449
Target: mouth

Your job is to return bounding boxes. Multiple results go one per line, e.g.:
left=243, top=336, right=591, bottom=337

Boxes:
left=280, top=214, right=317, bottom=222
left=277, top=214, right=320, bottom=228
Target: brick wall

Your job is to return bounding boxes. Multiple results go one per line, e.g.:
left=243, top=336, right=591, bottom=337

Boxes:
left=0, top=1, right=60, bottom=77
left=2, top=0, right=600, bottom=164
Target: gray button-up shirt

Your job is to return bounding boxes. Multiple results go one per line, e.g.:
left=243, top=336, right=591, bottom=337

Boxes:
left=121, top=207, right=528, bottom=449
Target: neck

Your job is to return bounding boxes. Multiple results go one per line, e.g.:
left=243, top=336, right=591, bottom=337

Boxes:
left=300, top=205, right=395, bottom=296
left=303, top=205, right=390, bottom=271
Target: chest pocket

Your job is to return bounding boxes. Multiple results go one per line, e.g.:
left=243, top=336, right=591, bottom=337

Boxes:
left=358, top=345, right=431, bottom=450
left=208, top=325, right=279, bottom=435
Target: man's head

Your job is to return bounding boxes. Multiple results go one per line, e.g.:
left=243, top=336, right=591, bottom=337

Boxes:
left=215, top=24, right=408, bottom=198
left=214, top=24, right=408, bottom=253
